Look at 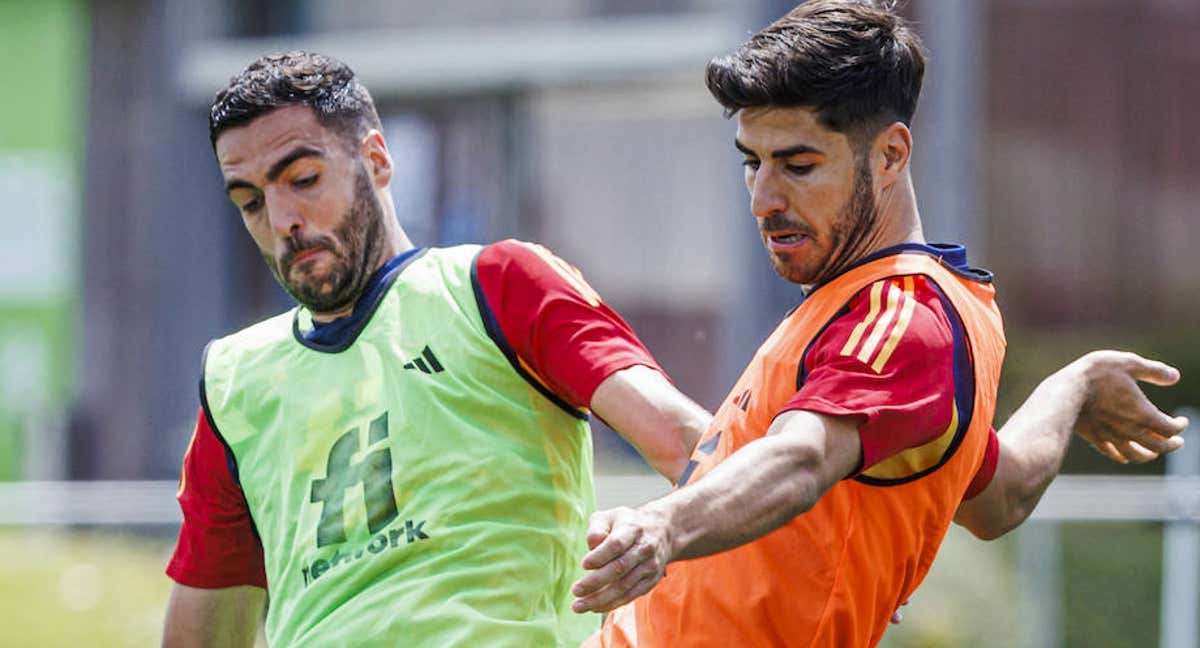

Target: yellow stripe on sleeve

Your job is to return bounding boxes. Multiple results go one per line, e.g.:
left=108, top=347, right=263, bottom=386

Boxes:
left=856, top=280, right=902, bottom=364
left=870, top=276, right=917, bottom=373
left=860, top=401, right=959, bottom=481
left=840, top=280, right=886, bottom=356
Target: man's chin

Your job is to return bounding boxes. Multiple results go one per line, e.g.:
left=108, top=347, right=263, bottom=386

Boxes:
left=286, top=279, right=354, bottom=314
left=768, top=254, right=819, bottom=285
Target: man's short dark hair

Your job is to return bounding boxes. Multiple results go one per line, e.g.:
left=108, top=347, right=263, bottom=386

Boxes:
left=705, top=0, right=927, bottom=146
left=209, top=51, right=382, bottom=149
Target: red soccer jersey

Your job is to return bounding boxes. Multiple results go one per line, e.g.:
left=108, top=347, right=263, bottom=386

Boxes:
left=778, top=274, right=999, bottom=486
left=167, top=240, right=663, bottom=588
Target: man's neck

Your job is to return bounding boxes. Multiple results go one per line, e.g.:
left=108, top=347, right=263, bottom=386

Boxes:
left=848, top=174, right=925, bottom=266
left=813, top=173, right=924, bottom=286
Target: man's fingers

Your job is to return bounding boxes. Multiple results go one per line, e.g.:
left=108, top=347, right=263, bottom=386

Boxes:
left=586, top=511, right=615, bottom=550
left=1127, top=356, right=1181, bottom=387
left=573, top=547, right=640, bottom=599
left=574, top=568, right=659, bottom=613
left=1117, top=439, right=1158, bottom=464
left=582, top=523, right=640, bottom=570
left=1130, top=429, right=1185, bottom=456
left=1131, top=399, right=1189, bottom=438
left=1092, top=439, right=1127, bottom=464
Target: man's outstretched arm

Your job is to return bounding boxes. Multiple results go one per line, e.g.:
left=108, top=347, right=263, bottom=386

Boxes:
left=570, top=408, right=862, bottom=613
left=954, top=351, right=1187, bottom=540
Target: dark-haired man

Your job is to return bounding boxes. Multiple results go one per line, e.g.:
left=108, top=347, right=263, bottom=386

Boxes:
left=572, top=2, right=1188, bottom=646
left=160, top=51, right=712, bottom=647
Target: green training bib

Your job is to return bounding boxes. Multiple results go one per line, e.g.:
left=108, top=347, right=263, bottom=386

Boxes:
left=203, top=246, right=597, bottom=647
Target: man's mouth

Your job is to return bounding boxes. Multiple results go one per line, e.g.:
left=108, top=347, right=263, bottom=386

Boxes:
left=289, top=247, right=328, bottom=267
left=765, top=232, right=809, bottom=250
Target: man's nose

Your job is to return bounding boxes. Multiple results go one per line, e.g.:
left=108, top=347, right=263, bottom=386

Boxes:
left=265, top=191, right=303, bottom=237
left=750, top=170, right=786, bottom=219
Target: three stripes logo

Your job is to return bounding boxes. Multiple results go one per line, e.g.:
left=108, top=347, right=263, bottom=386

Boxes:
left=403, top=346, right=445, bottom=374
left=839, top=277, right=917, bottom=374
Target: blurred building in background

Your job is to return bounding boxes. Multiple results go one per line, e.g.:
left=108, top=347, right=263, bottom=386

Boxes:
left=3, top=0, right=1197, bottom=482
left=1, top=1, right=1197, bottom=646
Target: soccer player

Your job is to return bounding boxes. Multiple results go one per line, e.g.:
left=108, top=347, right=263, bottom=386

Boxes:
left=571, top=2, right=1188, bottom=646
left=159, top=52, right=713, bottom=647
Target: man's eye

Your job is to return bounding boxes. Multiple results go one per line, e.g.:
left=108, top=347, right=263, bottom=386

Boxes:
left=741, top=159, right=761, bottom=171
left=294, top=174, right=319, bottom=188
left=242, top=198, right=263, bottom=213
left=786, top=164, right=814, bottom=175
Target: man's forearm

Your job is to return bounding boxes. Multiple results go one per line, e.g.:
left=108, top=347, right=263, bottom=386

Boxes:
left=647, top=432, right=825, bottom=561
left=990, top=363, right=1088, bottom=523
left=591, top=365, right=710, bottom=483
left=570, top=411, right=861, bottom=613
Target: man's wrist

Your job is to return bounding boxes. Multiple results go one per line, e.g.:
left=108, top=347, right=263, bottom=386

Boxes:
left=641, top=495, right=683, bottom=564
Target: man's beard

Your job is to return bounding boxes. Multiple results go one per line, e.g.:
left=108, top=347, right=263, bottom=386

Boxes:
left=812, top=158, right=879, bottom=285
left=767, top=158, right=879, bottom=286
left=266, top=166, right=388, bottom=314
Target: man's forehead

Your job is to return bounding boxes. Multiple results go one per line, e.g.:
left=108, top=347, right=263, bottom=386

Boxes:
left=216, top=105, right=335, bottom=172
left=735, top=106, right=844, bottom=152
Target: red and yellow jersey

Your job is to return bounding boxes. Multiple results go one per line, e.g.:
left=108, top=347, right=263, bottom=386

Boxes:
left=167, top=239, right=663, bottom=589
left=599, top=244, right=1005, bottom=648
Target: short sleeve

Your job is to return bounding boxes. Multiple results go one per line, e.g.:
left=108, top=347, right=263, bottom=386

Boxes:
left=474, top=239, right=665, bottom=408
left=779, top=275, right=966, bottom=475
left=166, top=407, right=267, bottom=589
left=963, top=427, right=1000, bottom=499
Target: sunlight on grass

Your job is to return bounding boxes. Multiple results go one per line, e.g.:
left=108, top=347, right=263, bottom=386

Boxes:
left=0, top=529, right=174, bottom=647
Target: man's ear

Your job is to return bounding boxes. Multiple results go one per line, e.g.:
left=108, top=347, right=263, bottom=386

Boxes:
left=874, top=122, right=912, bottom=188
left=361, top=130, right=393, bottom=188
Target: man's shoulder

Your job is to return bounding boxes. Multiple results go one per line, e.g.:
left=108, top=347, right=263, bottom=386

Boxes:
left=813, top=273, right=956, bottom=370
left=212, top=309, right=297, bottom=354
left=476, top=238, right=555, bottom=268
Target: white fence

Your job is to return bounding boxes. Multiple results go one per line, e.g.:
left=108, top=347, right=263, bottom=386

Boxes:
left=0, top=473, right=1198, bottom=527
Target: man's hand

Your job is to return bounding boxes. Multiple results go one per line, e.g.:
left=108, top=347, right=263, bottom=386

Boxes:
left=571, top=506, right=673, bottom=613
left=1070, top=351, right=1187, bottom=463
left=955, top=350, right=1187, bottom=540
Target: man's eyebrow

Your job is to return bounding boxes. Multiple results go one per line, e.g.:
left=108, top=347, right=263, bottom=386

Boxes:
left=734, top=139, right=824, bottom=158
left=224, top=178, right=255, bottom=194
left=223, top=146, right=325, bottom=194
left=266, top=146, right=325, bottom=182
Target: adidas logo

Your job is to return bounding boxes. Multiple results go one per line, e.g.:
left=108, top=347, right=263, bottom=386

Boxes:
left=732, top=388, right=752, bottom=412
left=403, top=346, right=445, bottom=374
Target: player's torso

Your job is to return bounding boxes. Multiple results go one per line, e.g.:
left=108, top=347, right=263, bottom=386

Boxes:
left=204, top=246, right=597, bottom=647
left=632, top=252, right=1005, bottom=648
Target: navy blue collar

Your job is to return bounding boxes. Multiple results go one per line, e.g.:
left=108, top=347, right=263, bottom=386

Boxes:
left=300, top=247, right=424, bottom=349
left=859, top=242, right=971, bottom=272
left=804, top=242, right=989, bottom=297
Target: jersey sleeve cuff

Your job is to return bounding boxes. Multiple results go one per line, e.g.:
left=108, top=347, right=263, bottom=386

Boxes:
left=575, top=356, right=665, bottom=408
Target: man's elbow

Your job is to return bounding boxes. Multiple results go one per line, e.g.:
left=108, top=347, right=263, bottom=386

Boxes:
left=963, top=518, right=1015, bottom=542
left=957, top=494, right=1036, bottom=541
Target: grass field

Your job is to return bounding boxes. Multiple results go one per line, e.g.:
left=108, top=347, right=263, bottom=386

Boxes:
left=0, top=529, right=173, bottom=647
